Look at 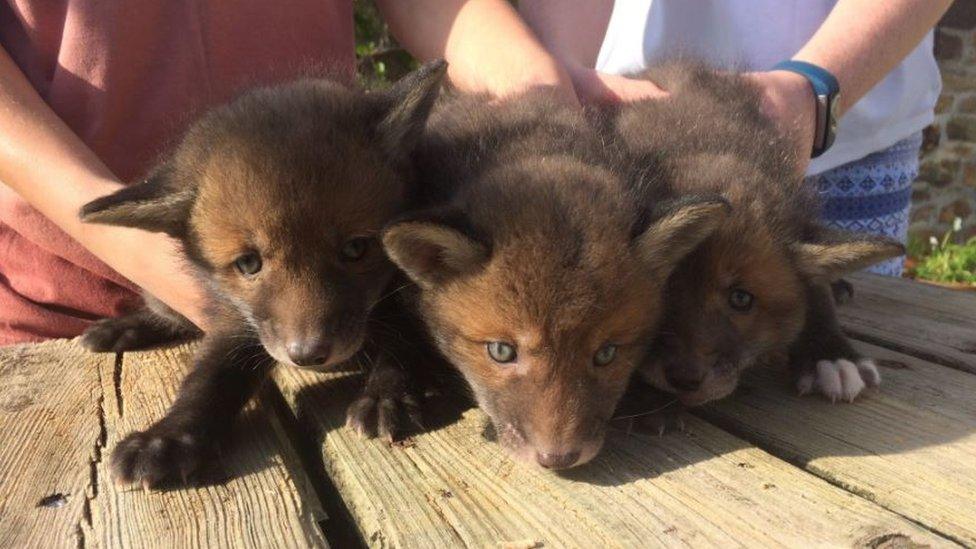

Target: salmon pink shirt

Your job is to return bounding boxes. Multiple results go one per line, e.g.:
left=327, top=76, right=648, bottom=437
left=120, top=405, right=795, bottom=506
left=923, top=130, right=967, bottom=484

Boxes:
left=0, top=1, right=355, bottom=345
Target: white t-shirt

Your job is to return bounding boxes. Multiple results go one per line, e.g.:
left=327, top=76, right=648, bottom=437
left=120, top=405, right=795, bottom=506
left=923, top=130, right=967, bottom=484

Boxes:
left=596, top=0, right=942, bottom=175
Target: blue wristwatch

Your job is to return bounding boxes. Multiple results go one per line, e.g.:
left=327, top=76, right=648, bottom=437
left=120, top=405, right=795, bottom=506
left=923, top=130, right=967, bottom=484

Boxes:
left=771, top=60, right=840, bottom=158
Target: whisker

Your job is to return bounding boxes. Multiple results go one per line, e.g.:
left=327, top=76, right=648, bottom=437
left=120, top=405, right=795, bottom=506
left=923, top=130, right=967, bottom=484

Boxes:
left=612, top=398, right=678, bottom=421
left=373, top=283, right=412, bottom=306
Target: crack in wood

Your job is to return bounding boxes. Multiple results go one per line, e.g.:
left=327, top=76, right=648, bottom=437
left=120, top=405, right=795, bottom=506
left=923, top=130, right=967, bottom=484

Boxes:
left=113, top=353, right=124, bottom=418
left=76, top=355, right=109, bottom=549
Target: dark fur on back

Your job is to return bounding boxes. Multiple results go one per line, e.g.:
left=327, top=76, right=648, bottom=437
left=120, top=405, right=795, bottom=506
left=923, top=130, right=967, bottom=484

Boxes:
left=612, top=63, right=903, bottom=406
left=79, top=61, right=447, bottom=487
left=383, top=91, right=729, bottom=468
left=615, top=64, right=815, bottom=242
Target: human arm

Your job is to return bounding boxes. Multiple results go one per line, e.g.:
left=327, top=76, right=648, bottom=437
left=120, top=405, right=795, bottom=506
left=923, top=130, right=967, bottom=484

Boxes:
left=790, top=0, right=954, bottom=116
left=0, top=48, right=208, bottom=328
left=374, top=0, right=578, bottom=104
left=748, top=0, right=954, bottom=170
left=519, top=0, right=667, bottom=103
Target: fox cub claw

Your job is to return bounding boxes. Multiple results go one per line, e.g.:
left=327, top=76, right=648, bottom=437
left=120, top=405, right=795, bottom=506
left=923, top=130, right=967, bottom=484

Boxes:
left=796, top=358, right=880, bottom=403
left=81, top=315, right=189, bottom=353
left=111, top=424, right=210, bottom=488
left=81, top=317, right=152, bottom=352
left=345, top=362, right=423, bottom=442
left=345, top=393, right=423, bottom=442
left=636, top=408, right=687, bottom=437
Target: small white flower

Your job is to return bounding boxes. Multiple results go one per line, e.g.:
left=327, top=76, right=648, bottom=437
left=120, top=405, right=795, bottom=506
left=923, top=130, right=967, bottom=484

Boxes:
left=953, top=217, right=963, bottom=233
left=930, top=236, right=939, bottom=249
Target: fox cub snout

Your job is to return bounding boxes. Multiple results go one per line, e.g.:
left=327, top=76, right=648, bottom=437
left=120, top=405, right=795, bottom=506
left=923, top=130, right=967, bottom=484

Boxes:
left=79, top=60, right=446, bottom=487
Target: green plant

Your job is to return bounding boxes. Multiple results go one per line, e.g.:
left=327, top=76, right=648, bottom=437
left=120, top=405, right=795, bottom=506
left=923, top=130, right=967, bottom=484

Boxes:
left=354, top=1, right=417, bottom=88
left=913, top=218, right=976, bottom=285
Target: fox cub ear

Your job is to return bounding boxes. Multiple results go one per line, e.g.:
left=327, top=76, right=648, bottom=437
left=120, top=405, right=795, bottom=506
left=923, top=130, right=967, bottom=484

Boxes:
left=375, top=59, right=447, bottom=161
left=382, top=214, right=488, bottom=289
left=79, top=164, right=194, bottom=237
left=792, top=225, right=905, bottom=281
left=633, top=195, right=731, bottom=278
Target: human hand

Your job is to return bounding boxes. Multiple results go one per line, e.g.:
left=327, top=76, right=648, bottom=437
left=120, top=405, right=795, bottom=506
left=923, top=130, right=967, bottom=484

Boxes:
left=504, top=58, right=581, bottom=106
left=743, top=70, right=817, bottom=175
left=566, top=65, right=669, bottom=105
left=115, top=231, right=210, bottom=329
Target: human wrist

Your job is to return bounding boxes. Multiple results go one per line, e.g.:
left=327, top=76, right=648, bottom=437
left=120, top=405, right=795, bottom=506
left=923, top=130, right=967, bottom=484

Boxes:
left=770, top=59, right=843, bottom=158
left=761, top=70, right=814, bottom=118
left=753, top=70, right=817, bottom=155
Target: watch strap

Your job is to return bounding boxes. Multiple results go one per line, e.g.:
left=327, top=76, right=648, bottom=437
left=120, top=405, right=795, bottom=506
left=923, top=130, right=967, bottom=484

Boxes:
left=771, top=60, right=840, bottom=158
left=771, top=60, right=840, bottom=97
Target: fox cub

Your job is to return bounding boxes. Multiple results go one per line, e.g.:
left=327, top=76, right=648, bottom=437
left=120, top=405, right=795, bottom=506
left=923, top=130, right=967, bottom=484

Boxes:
left=79, top=61, right=446, bottom=486
left=612, top=64, right=903, bottom=410
left=382, top=90, right=729, bottom=469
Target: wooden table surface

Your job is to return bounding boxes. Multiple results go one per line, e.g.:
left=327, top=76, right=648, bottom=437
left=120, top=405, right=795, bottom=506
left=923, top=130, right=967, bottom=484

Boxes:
left=2, top=273, right=974, bottom=548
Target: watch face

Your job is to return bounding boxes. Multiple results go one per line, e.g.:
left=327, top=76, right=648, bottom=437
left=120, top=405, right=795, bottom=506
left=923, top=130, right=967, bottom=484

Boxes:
left=825, top=93, right=840, bottom=150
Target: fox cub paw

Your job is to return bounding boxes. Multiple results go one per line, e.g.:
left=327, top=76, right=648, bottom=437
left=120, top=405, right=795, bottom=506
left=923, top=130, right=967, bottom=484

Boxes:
left=81, top=316, right=172, bottom=353
left=796, top=358, right=881, bottom=403
left=345, top=391, right=423, bottom=443
left=830, top=278, right=855, bottom=305
left=345, top=364, right=423, bottom=442
left=111, top=424, right=211, bottom=489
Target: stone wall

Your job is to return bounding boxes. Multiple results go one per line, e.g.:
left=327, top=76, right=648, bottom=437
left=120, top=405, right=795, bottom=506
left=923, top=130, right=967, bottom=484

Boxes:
left=914, top=0, right=976, bottom=241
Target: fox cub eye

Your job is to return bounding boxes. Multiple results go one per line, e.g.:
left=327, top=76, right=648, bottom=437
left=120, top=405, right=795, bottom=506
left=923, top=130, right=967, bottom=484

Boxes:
left=340, top=237, right=371, bottom=261
left=593, top=344, right=618, bottom=366
left=486, top=341, right=517, bottom=364
left=728, top=288, right=754, bottom=312
left=234, top=252, right=262, bottom=276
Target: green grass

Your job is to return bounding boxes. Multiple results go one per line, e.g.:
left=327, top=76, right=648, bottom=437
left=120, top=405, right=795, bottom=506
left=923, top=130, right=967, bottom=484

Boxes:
left=909, top=218, right=976, bottom=285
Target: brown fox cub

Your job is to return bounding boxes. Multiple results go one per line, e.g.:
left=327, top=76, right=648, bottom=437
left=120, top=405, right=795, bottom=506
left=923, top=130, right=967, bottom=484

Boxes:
left=382, top=91, right=729, bottom=469
left=78, top=61, right=446, bottom=487
left=613, top=64, right=903, bottom=409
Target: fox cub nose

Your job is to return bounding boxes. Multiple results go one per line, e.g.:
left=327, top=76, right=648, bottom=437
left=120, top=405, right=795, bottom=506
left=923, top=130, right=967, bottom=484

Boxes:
left=536, top=450, right=581, bottom=470
left=286, top=339, right=331, bottom=366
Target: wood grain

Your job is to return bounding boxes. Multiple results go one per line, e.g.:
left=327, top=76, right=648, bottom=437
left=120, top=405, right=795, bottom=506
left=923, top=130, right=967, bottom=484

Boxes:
left=0, top=339, right=110, bottom=548
left=699, top=340, right=976, bottom=546
left=842, top=273, right=976, bottom=373
left=273, top=366, right=952, bottom=548
left=81, top=343, right=329, bottom=548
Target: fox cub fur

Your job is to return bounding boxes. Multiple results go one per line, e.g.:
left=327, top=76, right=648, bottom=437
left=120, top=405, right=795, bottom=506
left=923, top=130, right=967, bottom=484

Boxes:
left=382, top=91, right=729, bottom=469
left=612, top=64, right=903, bottom=409
left=79, top=61, right=446, bottom=486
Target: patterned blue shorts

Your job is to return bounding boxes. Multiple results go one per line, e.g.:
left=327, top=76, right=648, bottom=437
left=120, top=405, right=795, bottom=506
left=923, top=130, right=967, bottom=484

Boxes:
left=804, top=132, right=922, bottom=277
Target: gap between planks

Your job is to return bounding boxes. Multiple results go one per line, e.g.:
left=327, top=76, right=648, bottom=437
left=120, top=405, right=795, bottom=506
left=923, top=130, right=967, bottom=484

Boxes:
left=841, top=273, right=976, bottom=374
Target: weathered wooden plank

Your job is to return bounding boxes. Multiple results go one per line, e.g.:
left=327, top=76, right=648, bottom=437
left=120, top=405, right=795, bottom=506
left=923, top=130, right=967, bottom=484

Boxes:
left=83, top=343, right=329, bottom=548
left=273, top=367, right=951, bottom=548
left=841, top=273, right=976, bottom=373
left=0, top=339, right=110, bottom=548
left=699, top=340, right=976, bottom=546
